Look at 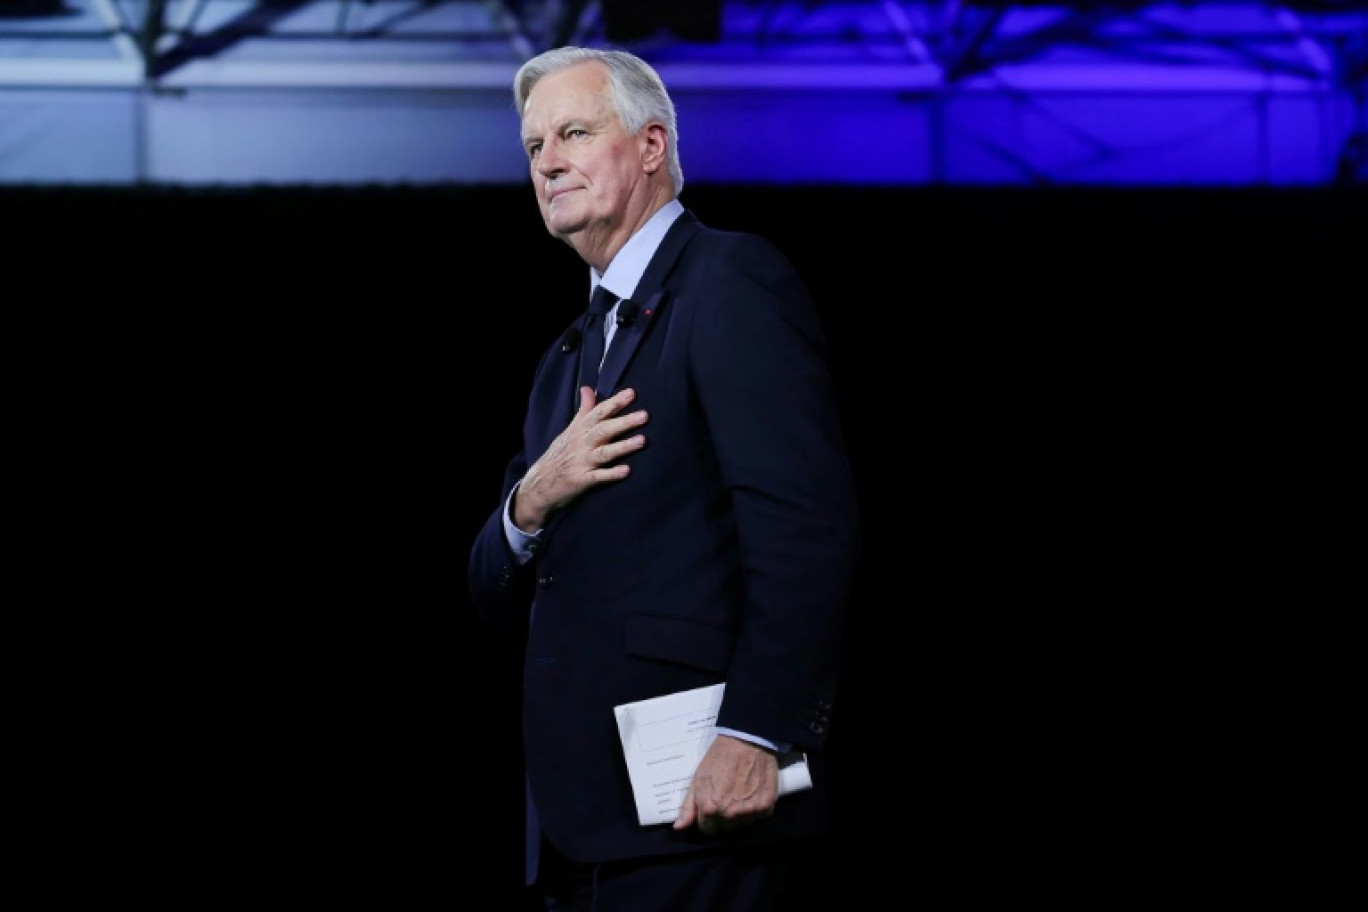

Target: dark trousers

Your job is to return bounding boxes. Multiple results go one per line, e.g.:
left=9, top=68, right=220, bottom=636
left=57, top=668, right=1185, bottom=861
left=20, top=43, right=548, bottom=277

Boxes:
left=534, top=833, right=806, bottom=912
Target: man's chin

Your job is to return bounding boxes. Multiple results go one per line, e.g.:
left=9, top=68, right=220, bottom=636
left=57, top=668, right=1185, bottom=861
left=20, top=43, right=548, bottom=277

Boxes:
left=544, top=194, right=588, bottom=228
left=545, top=214, right=588, bottom=242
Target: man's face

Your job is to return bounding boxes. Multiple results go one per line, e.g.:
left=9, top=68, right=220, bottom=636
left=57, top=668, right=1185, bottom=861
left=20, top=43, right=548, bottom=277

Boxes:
left=520, top=62, right=644, bottom=246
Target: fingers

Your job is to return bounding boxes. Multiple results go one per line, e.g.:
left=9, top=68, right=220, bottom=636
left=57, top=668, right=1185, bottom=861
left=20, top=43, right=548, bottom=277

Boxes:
left=675, top=737, right=780, bottom=836
left=672, top=782, right=697, bottom=831
left=578, top=385, right=639, bottom=417
left=676, top=772, right=775, bottom=836
left=689, top=786, right=775, bottom=835
left=578, top=388, right=648, bottom=467
left=591, top=419, right=647, bottom=462
left=574, top=385, right=599, bottom=415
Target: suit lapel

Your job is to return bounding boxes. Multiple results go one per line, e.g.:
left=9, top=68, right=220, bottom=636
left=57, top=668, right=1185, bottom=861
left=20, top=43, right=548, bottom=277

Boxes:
left=595, top=210, right=703, bottom=397
left=596, top=290, right=665, bottom=397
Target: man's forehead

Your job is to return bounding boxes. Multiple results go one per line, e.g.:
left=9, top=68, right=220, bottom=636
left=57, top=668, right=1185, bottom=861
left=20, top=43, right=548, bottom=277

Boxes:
left=526, top=63, right=606, bottom=106
left=522, top=91, right=615, bottom=139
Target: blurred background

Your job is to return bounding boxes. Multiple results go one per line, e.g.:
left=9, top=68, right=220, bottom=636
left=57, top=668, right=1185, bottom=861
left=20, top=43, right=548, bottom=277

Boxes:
left=9, top=2, right=1359, bottom=908
left=2, top=0, right=1365, bottom=184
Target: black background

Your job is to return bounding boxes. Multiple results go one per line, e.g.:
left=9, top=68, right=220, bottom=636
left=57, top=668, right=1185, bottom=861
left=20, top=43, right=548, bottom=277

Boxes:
left=13, top=182, right=1360, bottom=906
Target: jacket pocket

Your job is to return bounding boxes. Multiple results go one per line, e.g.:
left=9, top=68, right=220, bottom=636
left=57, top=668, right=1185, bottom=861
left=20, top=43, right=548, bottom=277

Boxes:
left=623, top=613, right=732, bottom=674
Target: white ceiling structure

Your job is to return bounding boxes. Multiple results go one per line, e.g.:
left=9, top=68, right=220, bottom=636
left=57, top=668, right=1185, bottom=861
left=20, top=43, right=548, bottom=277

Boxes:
left=1, top=1, right=1365, bottom=184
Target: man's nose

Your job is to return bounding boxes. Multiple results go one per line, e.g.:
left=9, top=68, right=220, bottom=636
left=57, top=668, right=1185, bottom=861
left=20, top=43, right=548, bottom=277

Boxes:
left=537, top=139, right=564, bottom=174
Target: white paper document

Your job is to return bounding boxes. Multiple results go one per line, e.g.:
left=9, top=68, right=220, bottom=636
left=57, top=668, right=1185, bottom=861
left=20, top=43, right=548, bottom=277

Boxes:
left=613, top=682, right=812, bottom=826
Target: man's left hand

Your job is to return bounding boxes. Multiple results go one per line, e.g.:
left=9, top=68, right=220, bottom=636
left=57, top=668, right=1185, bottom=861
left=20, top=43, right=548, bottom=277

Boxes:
left=672, top=734, right=779, bottom=835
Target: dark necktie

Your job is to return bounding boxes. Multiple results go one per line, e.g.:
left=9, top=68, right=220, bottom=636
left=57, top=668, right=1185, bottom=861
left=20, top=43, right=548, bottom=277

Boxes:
left=578, top=285, right=617, bottom=393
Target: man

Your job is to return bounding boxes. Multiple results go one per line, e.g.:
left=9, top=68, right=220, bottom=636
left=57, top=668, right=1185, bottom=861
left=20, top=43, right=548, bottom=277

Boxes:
left=467, top=46, right=860, bottom=911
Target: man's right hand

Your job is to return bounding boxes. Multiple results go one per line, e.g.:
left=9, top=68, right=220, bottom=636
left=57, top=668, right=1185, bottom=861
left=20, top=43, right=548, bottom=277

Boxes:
left=511, top=387, right=648, bottom=533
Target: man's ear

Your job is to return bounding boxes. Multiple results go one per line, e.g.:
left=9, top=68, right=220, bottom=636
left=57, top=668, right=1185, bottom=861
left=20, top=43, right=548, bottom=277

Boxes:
left=640, top=122, right=668, bottom=175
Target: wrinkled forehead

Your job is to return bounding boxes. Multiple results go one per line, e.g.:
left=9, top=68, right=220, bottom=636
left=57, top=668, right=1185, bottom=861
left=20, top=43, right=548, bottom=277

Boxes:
left=522, top=62, right=613, bottom=129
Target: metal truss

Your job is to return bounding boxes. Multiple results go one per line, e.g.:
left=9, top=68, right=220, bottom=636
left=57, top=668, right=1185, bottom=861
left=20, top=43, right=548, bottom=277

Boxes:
left=0, top=1, right=1363, bottom=91
left=925, top=2, right=1366, bottom=86
left=109, top=0, right=547, bottom=77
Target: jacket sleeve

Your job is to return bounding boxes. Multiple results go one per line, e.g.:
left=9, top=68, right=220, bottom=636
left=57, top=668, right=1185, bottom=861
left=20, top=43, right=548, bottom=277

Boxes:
left=688, top=232, right=862, bottom=752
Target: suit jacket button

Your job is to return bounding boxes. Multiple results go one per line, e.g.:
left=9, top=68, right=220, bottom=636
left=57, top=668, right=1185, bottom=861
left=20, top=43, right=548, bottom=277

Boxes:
left=809, top=721, right=826, bottom=736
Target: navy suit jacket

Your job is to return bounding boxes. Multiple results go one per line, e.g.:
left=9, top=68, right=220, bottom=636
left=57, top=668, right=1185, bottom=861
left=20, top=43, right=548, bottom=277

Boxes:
left=468, top=208, right=860, bottom=872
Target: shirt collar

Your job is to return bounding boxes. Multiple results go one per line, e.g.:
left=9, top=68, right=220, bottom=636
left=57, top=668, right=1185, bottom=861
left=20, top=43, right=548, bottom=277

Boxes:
left=590, top=199, right=685, bottom=302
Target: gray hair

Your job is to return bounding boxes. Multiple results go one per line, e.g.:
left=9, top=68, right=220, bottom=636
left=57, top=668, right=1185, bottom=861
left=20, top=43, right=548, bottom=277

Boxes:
left=513, top=46, right=684, bottom=196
